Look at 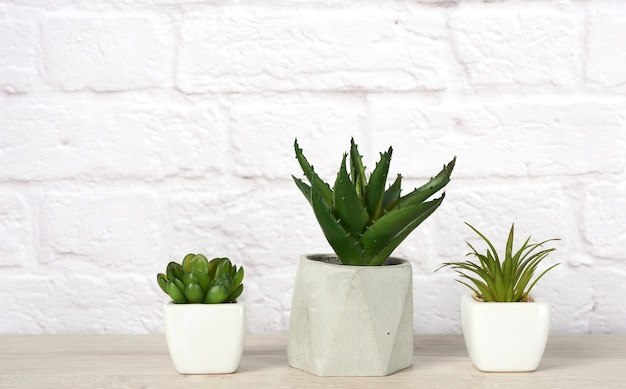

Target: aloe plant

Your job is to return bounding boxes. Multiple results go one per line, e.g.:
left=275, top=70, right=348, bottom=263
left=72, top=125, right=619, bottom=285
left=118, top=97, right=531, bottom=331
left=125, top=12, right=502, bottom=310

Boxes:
left=438, top=223, right=559, bottom=302
left=157, top=254, right=244, bottom=304
left=292, top=138, right=455, bottom=266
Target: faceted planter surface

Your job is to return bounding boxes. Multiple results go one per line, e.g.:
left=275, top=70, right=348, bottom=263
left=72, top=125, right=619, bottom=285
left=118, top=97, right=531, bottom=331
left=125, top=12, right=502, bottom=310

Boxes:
left=288, top=254, right=413, bottom=376
left=164, top=301, right=246, bottom=374
left=461, top=294, right=550, bottom=372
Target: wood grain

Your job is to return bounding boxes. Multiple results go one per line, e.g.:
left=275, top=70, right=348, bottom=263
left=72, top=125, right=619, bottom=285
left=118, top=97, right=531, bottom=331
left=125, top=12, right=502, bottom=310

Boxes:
left=0, top=334, right=624, bottom=388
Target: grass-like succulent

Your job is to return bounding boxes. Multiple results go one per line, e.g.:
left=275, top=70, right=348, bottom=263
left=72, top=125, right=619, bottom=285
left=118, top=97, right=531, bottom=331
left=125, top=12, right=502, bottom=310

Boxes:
left=292, top=138, right=455, bottom=266
left=438, top=223, right=559, bottom=302
left=157, top=254, right=244, bottom=304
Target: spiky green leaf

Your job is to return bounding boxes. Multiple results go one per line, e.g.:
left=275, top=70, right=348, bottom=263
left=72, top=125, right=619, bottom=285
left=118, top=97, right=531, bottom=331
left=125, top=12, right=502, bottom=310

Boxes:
left=311, top=175, right=363, bottom=265
left=294, top=139, right=333, bottom=205
left=349, top=138, right=367, bottom=198
left=333, top=154, right=369, bottom=236
left=365, top=147, right=392, bottom=220
left=382, top=174, right=402, bottom=211
left=397, top=157, right=456, bottom=209
left=366, top=194, right=446, bottom=265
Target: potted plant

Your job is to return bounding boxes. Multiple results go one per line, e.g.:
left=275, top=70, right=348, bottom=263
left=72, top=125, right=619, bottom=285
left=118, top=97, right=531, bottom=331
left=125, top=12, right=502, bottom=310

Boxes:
left=438, top=223, right=559, bottom=372
left=288, top=138, right=455, bottom=376
left=156, top=254, right=246, bottom=374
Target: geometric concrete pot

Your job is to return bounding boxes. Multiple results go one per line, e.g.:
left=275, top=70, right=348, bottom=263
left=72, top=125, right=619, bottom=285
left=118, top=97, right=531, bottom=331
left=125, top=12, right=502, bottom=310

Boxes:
left=287, top=254, right=413, bottom=376
left=164, top=301, right=246, bottom=374
left=461, top=294, right=550, bottom=372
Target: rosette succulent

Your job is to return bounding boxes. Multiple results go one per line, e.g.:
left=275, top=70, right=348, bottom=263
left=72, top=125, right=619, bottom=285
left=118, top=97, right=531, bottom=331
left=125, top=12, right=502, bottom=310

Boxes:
left=292, top=138, right=456, bottom=266
left=157, top=254, right=244, bottom=304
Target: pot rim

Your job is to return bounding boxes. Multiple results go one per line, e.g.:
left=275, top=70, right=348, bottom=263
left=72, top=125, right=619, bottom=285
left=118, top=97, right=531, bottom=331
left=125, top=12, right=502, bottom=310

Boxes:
left=302, top=253, right=410, bottom=268
left=164, top=300, right=246, bottom=307
left=461, top=294, right=548, bottom=305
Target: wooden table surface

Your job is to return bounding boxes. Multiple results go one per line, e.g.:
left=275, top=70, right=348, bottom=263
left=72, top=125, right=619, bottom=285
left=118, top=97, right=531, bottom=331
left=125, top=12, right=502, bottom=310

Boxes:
left=1, top=334, right=624, bottom=388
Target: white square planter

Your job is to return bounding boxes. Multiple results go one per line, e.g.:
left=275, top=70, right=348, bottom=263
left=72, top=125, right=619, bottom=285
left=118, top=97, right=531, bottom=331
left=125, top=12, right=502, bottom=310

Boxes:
left=288, top=254, right=413, bottom=376
left=164, top=301, right=246, bottom=374
left=461, top=294, right=550, bottom=372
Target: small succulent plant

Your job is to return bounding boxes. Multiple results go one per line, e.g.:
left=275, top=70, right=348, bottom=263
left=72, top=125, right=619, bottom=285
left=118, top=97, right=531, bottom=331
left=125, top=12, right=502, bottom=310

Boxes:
left=292, top=138, right=455, bottom=266
left=157, top=254, right=244, bottom=304
left=438, top=223, right=559, bottom=302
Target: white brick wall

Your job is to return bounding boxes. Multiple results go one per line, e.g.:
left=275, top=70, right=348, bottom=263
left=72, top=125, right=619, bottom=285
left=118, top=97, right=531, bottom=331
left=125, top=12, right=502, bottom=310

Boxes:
left=1, top=0, right=624, bottom=335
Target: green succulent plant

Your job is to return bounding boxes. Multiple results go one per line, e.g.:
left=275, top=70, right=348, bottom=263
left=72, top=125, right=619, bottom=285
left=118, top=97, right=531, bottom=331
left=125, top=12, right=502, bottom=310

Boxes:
left=438, top=223, right=560, bottom=302
left=157, top=254, right=244, bottom=304
left=292, top=138, right=456, bottom=266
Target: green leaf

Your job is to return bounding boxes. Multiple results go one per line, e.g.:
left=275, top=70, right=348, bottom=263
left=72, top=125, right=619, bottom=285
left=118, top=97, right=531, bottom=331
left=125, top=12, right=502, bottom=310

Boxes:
left=225, top=284, right=244, bottom=302
left=204, top=285, right=229, bottom=304
left=292, top=176, right=312, bottom=206
left=333, top=154, right=369, bottom=236
left=442, top=223, right=559, bottom=302
left=502, top=224, right=515, bottom=292
left=157, top=273, right=168, bottom=294
left=204, top=274, right=233, bottom=304
left=524, top=263, right=560, bottom=299
left=396, top=157, right=456, bottom=209
left=382, top=174, right=402, bottom=211
left=232, top=266, right=245, bottom=289
left=349, top=138, right=367, bottom=198
left=193, top=271, right=211, bottom=291
left=166, top=262, right=184, bottom=282
left=181, top=254, right=196, bottom=273
left=365, top=147, right=392, bottom=220
left=215, top=259, right=232, bottom=278
left=189, top=254, right=209, bottom=273
left=364, top=194, right=445, bottom=265
left=311, top=175, right=363, bottom=265
left=184, top=283, right=205, bottom=303
left=172, top=278, right=185, bottom=294
left=208, top=257, right=230, bottom=279
left=166, top=281, right=187, bottom=303
left=466, top=222, right=500, bottom=264
left=182, top=272, right=198, bottom=286
left=360, top=197, right=442, bottom=261
left=294, top=139, right=333, bottom=204
left=459, top=273, right=493, bottom=302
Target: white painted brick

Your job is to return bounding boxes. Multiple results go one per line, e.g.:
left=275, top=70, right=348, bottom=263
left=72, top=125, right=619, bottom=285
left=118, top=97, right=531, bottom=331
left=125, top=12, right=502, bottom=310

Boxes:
left=0, top=101, right=228, bottom=180
left=39, top=192, right=160, bottom=271
left=0, top=193, right=32, bottom=267
left=587, top=267, right=626, bottom=333
left=229, top=94, right=367, bottom=179
left=407, top=179, right=574, bottom=275
left=0, top=275, right=53, bottom=333
left=177, top=8, right=448, bottom=93
left=169, top=182, right=324, bottom=269
left=450, top=5, right=583, bottom=86
left=369, top=99, right=624, bottom=178
left=0, top=19, right=36, bottom=93
left=245, top=273, right=294, bottom=334
left=582, top=181, right=626, bottom=260
left=42, top=16, right=172, bottom=91
left=0, top=274, right=162, bottom=333
left=536, top=266, right=596, bottom=334
left=586, top=6, right=626, bottom=86
left=413, top=275, right=464, bottom=334
left=1, top=0, right=625, bottom=336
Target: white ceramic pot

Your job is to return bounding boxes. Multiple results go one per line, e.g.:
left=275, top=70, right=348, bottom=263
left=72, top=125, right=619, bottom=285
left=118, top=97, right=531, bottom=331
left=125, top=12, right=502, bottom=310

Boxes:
left=288, top=254, right=413, bottom=376
left=164, top=301, right=246, bottom=374
left=461, top=294, right=550, bottom=372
